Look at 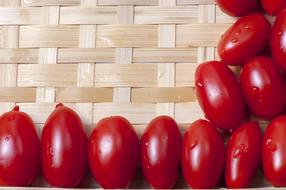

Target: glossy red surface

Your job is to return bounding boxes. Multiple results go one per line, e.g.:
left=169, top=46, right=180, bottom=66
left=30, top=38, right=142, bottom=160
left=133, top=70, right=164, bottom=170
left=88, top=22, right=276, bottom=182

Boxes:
left=195, top=61, right=245, bottom=130
left=261, top=0, right=286, bottom=15
left=240, top=56, right=286, bottom=119
left=0, top=106, right=40, bottom=186
left=263, top=115, right=286, bottom=187
left=141, top=116, right=181, bottom=189
left=182, top=119, right=225, bottom=189
left=216, top=0, right=258, bottom=17
left=272, top=9, right=286, bottom=72
left=225, top=121, right=262, bottom=188
left=89, top=116, right=139, bottom=189
left=218, top=13, right=271, bottom=65
left=41, top=103, right=88, bottom=188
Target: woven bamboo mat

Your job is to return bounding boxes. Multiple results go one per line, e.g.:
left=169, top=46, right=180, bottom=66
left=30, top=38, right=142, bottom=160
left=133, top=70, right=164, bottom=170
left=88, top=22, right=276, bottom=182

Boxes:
left=0, top=0, right=273, bottom=188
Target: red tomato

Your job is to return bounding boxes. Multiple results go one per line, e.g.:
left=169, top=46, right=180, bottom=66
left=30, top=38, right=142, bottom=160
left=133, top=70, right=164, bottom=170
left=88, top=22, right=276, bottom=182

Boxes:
left=262, top=115, right=286, bottom=186
left=41, top=103, right=88, bottom=187
left=216, top=0, right=258, bottom=17
left=195, top=61, right=245, bottom=130
left=89, top=116, right=139, bottom=188
left=240, top=56, right=286, bottom=119
left=271, top=8, right=286, bottom=72
left=141, top=116, right=181, bottom=189
left=182, top=119, right=225, bottom=188
left=218, top=13, right=271, bottom=65
left=0, top=106, right=40, bottom=186
left=261, top=0, right=286, bottom=15
left=225, top=121, right=262, bottom=188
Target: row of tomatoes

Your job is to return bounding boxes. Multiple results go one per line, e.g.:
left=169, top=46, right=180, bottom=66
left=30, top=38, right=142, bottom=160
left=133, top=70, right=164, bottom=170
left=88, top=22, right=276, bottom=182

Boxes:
left=2, top=103, right=286, bottom=189
left=193, top=0, right=286, bottom=188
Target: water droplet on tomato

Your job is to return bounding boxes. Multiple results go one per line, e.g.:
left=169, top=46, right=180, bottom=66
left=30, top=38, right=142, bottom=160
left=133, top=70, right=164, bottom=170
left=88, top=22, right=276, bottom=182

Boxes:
left=189, top=141, right=198, bottom=149
left=145, top=142, right=149, bottom=146
left=235, top=29, right=241, bottom=35
left=244, top=25, right=253, bottom=30
left=233, top=144, right=246, bottom=158
left=252, top=87, right=259, bottom=92
left=266, top=139, right=277, bottom=151
left=4, top=137, right=9, bottom=142
left=278, top=31, right=282, bottom=36
left=232, top=39, right=238, bottom=43
left=196, top=82, right=203, bottom=88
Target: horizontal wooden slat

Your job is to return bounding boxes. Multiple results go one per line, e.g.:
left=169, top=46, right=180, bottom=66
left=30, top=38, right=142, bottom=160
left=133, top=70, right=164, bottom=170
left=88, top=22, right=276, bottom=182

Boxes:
left=96, top=25, right=158, bottom=48
left=177, top=0, right=214, bottom=5
left=18, top=64, right=77, bottom=87
left=176, top=63, right=198, bottom=87
left=60, top=7, right=117, bottom=24
left=22, top=0, right=80, bottom=6
left=0, top=48, right=38, bottom=63
left=94, top=64, right=157, bottom=87
left=132, top=87, right=195, bottom=103
left=175, top=102, right=204, bottom=124
left=0, top=87, right=36, bottom=102
left=93, top=103, right=156, bottom=124
left=97, top=0, right=158, bottom=6
left=19, top=25, right=79, bottom=48
left=134, top=6, right=198, bottom=24
left=133, top=48, right=197, bottom=63
left=56, top=87, right=113, bottom=102
left=0, top=7, right=41, bottom=25
left=58, top=48, right=115, bottom=63
left=176, top=24, right=229, bottom=47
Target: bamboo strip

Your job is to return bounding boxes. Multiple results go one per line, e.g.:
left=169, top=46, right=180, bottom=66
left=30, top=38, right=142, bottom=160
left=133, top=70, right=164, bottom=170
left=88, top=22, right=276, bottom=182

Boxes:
left=0, top=48, right=38, bottom=63
left=60, top=7, right=117, bottom=24
left=132, top=87, right=195, bottom=103
left=0, top=0, right=20, bottom=114
left=22, top=0, right=80, bottom=6
left=134, top=6, right=198, bottom=24
left=0, top=87, right=36, bottom=102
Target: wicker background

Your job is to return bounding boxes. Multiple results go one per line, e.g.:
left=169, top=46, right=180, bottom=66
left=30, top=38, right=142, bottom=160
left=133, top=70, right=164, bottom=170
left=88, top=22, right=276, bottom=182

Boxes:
left=0, top=0, right=272, bottom=188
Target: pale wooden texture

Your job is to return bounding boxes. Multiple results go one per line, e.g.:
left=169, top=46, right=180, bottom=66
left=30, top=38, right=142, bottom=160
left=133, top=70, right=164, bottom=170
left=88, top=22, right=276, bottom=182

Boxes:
left=0, top=0, right=273, bottom=188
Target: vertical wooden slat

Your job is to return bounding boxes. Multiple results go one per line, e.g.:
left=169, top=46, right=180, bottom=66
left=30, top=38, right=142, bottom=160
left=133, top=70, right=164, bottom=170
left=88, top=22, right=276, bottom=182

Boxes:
left=0, top=0, right=20, bottom=113
left=157, top=0, right=176, bottom=117
left=76, top=0, right=97, bottom=135
left=113, top=7, right=133, bottom=103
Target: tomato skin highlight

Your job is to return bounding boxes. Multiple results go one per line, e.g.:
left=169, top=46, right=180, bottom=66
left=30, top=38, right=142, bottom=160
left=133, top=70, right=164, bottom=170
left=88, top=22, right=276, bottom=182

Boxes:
left=0, top=106, right=40, bottom=186
left=182, top=119, right=225, bottom=189
left=216, top=0, right=258, bottom=17
left=225, top=121, right=262, bottom=188
left=240, top=56, right=286, bottom=119
left=141, top=116, right=181, bottom=189
left=263, top=115, right=286, bottom=187
left=271, top=9, right=286, bottom=72
left=218, top=13, right=271, bottom=66
left=195, top=61, right=245, bottom=130
left=41, top=103, right=88, bottom=188
left=89, top=116, right=139, bottom=189
left=261, top=0, right=286, bottom=15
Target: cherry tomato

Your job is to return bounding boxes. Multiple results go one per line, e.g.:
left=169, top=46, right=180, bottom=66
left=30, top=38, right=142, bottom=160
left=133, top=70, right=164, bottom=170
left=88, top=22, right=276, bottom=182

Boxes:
left=41, top=103, right=88, bottom=187
left=0, top=106, right=40, bottom=186
left=195, top=61, right=245, bottom=130
left=261, top=0, right=286, bottom=15
left=216, top=0, right=258, bottom=17
left=89, top=116, right=139, bottom=188
left=240, top=56, right=286, bottom=119
left=182, top=119, right=225, bottom=188
left=271, top=8, right=286, bottom=72
left=263, top=115, right=286, bottom=187
left=225, top=121, right=262, bottom=188
left=141, top=116, right=181, bottom=189
left=218, top=13, right=271, bottom=66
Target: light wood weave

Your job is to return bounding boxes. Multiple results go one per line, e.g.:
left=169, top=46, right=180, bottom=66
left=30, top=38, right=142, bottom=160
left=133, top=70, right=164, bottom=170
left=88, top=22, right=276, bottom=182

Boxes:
left=0, top=0, right=272, bottom=188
